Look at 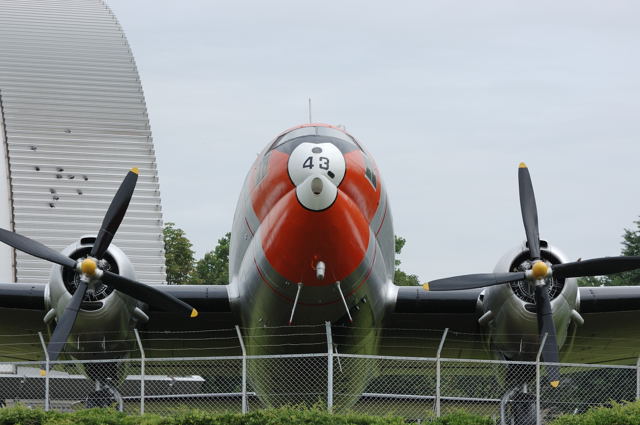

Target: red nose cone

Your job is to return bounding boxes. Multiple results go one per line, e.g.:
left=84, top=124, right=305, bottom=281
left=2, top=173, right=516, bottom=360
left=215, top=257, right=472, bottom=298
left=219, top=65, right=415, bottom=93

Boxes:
left=260, top=190, right=369, bottom=286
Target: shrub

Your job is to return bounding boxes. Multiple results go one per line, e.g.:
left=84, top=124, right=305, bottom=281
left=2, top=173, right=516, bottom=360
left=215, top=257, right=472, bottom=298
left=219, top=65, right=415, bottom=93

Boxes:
left=0, top=406, right=499, bottom=425
left=431, top=411, right=496, bottom=425
left=550, top=401, right=640, bottom=425
left=0, top=405, right=52, bottom=425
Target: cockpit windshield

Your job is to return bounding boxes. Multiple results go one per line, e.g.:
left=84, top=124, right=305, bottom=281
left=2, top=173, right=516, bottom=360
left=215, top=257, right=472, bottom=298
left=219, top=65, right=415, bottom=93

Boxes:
left=269, top=126, right=363, bottom=152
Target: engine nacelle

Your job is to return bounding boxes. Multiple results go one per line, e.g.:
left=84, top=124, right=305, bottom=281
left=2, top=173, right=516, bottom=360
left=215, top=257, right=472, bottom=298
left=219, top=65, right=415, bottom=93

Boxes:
left=478, top=240, right=579, bottom=361
left=44, top=235, right=140, bottom=359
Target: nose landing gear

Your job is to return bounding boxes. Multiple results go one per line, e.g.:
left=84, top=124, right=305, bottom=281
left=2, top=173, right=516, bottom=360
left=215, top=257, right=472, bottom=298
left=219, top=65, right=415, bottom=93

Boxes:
left=500, top=364, right=538, bottom=425
left=83, top=361, right=124, bottom=411
left=500, top=385, right=537, bottom=425
left=85, top=381, right=123, bottom=411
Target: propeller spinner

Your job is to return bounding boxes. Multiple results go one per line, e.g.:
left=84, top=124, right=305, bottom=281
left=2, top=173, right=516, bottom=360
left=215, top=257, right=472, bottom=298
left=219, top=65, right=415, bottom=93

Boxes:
left=423, top=162, right=640, bottom=388
left=0, top=169, right=198, bottom=367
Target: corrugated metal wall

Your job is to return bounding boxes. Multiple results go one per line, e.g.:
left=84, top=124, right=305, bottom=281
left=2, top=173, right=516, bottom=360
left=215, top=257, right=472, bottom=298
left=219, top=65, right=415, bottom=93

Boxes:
left=0, top=0, right=166, bottom=284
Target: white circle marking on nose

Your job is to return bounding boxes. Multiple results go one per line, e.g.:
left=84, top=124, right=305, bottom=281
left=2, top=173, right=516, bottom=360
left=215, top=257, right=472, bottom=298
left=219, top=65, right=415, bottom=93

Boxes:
left=288, top=143, right=345, bottom=211
left=288, top=142, right=346, bottom=187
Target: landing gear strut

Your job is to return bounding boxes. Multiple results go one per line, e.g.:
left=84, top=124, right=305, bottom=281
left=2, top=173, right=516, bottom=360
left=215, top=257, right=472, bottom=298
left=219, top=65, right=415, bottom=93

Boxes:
left=83, top=361, right=124, bottom=411
left=85, top=381, right=123, bottom=411
left=499, top=363, right=538, bottom=425
left=500, top=384, right=537, bottom=425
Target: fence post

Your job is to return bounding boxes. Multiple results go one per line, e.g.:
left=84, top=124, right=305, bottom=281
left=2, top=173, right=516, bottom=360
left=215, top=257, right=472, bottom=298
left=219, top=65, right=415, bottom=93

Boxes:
left=535, top=333, right=548, bottom=425
left=37, top=332, right=50, bottom=411
left=134, top=329, right=145, bottom=415
left=326, top=321, right=333, bottom=413
left=235, top=325, right=248, bottom=414
left=636, top=356, right=640, bottom=401
left=435, top=328, right=448, bottom=417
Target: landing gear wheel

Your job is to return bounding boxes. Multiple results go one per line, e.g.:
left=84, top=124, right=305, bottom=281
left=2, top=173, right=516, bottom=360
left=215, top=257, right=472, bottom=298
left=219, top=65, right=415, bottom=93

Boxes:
left=501, top=388, right=537, bottom=425
left=510, top=391, right=536, bottom=425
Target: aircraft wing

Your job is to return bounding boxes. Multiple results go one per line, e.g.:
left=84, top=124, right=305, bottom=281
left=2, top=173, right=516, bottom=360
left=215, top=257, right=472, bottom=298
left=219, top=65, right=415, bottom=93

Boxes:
left=564, top=286, right=640, bottom=364
left=0, top=283, right=47, bottom=361
left=0, top=283, right=237, bottom=361
left=144, top=284, right=232, bottom=318
left=388, top=286, right=481, bottom=332
left=381, top=286, right=486, bottom=358
left=138, top=284, right=239, bottom=357
left=384, top=284, right=640, bottom=364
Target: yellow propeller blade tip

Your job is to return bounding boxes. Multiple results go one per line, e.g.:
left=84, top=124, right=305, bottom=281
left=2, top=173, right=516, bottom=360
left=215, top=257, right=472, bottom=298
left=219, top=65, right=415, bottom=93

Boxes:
left=519, top=162, right=527, bottom=168
left=422, top=282, right=430, bottom=291
left=40, top=369, right=46, bottom=376
left=130, top=167, right=139, bottom=175
left=550, top=380, right=560, bottom=388
left=190, top=309, right=199, bottom=318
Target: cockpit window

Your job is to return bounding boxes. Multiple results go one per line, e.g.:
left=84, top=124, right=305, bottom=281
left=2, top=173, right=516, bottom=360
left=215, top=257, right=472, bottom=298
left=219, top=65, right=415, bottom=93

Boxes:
left=269, top=126, right=363, bottom=152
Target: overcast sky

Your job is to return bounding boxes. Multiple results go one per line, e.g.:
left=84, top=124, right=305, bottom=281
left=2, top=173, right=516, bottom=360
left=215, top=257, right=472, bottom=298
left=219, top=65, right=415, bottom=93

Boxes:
left=107, top=0, right=640, bottom=281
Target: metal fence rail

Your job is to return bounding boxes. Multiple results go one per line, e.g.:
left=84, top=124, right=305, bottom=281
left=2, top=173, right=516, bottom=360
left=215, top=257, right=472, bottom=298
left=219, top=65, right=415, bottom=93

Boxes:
left=0, top=324, right=636, bottom=425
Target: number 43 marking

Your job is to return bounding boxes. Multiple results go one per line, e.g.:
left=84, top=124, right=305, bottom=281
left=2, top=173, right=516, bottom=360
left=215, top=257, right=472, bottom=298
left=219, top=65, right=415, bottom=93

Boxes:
left=303, top=156, right=330, bottom=170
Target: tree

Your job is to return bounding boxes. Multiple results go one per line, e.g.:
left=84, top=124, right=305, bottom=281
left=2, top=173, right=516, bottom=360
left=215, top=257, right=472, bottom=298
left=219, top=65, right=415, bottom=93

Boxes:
left=394, top=235, right=420, bottom=286
left=163, top=222, right=195, bottom=285
left=190, top=232, right=231, bottom=285
left=579, top=217, right=640, bottom=286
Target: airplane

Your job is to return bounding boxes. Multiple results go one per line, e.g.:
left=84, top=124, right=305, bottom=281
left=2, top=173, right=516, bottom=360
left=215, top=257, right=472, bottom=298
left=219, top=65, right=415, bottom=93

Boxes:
left=0, top=123, right=638, bottom=408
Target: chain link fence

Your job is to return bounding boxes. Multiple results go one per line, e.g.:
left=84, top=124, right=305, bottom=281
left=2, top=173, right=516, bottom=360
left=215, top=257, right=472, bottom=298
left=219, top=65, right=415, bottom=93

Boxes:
left=0, top=324, right=637, bottom=425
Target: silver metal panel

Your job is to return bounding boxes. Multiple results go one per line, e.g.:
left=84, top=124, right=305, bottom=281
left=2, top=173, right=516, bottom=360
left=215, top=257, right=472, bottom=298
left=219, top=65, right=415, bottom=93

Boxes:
left=0, top=0, right=166, bottom=284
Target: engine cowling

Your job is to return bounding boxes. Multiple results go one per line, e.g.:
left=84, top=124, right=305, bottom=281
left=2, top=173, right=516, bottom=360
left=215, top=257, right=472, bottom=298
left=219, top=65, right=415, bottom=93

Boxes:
left=44, top=235, right=140, bottom=359
left=478, top=240, right=579, bottom=361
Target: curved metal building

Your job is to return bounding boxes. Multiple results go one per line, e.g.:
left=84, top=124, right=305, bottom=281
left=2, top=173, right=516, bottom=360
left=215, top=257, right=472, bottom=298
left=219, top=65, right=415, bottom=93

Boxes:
left=0, top=0, right=166, bottom=284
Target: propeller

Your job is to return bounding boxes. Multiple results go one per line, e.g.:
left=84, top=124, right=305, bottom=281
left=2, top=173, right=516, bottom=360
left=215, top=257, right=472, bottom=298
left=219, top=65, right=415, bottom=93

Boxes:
left=0, top=228, right=76, bottom=269
left=44, top=280, right=88, bottom=369
left=519, top=163, right=541, bottom=261
left=90, top=168, right=138, bottom=259
left=423, top=162, right=640, bottom=388
left=0, top=168, right=198, bottom=366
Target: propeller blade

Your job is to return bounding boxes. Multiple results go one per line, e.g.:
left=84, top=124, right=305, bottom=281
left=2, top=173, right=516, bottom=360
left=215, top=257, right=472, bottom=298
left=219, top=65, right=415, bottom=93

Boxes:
left=100, top=270, right=197, bottom=318
left=0, top=228, right=76, bottom=269
left=46, top=280, right=88, bottom=363
left=534, top=285, right=560, bottom=388
left=425, top=272, right=526, bottom=291
left=553, top=256, right=640, bottom=279
left=518, top=163, right=541, bottom=260
left=90, top=168, right=139, bottom=259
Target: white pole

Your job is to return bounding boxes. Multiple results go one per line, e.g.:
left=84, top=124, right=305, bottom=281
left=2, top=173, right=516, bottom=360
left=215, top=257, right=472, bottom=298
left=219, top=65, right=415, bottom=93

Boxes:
left=326, top=321, right=333, bottom=412
left=435, top=328, right=448, bottom=417
left=334, top=282, right=352, bottom=323
left=536, top=333, right=548, bottom=425
left=236, top=325, right=248, bottom=413
left=289, top=283, right=303, bottom=325
left=134, top=329, right=145, bottom=415
left=38, top=332, right=50, bottom=411
left=636, top=355, right=640, bottom=401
